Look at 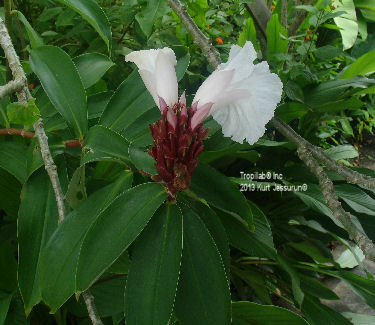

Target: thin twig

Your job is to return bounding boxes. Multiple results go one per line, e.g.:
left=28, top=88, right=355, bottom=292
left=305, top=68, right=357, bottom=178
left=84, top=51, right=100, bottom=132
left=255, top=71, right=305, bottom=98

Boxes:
left=0, top=127, right=35, bottom=138
left=297, top=147, right=375, bottom=261
left=0, top=16, right=66, bottom=224
left=281, top=0, right=288, bottom=30
left=0, top=17, right=103, bottom=324
left=82, top=291, right=104, bottom=325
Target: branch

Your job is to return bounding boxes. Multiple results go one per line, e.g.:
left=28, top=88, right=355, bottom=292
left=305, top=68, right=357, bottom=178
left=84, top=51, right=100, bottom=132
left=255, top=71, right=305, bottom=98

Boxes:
left=0, top=78, right=24, bottom=99
left=271, top=117, right=375, bottom=191
left=82, top=291, right=104, bottom=325
left=297, top=147, right=375, bottom=262
left=0, top=127, right=35, bottom=138
left=247, top=0, right=271, bottom=36
left=0, top=17, right=103, bottom=324
left=166, top=0, right=221, bottom=68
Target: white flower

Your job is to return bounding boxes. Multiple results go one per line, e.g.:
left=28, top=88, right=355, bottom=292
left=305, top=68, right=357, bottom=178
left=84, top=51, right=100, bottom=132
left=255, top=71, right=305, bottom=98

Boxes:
left=125, top=41, right=283, bottom=144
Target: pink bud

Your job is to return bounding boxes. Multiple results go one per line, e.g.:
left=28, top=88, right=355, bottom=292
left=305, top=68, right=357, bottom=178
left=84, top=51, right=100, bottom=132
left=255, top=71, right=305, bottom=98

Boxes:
left=179, top=91, right=186, bottom=106
left=159, top=96, right=168, bottom=114
left=190, top=102, right=214, bottom=131
left=167, top=107, right=177, bottom=131
left=180, top=106, right=188, bottom=126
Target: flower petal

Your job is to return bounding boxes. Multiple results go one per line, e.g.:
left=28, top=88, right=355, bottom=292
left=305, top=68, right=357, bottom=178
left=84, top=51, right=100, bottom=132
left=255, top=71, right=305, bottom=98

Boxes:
left=125, top=48, right=178, bottom=109
left=212, top=61, right=283, bottom=144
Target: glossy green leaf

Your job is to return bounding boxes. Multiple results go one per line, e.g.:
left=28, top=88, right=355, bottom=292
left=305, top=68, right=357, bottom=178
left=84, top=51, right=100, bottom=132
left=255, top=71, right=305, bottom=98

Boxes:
left=81, top=125, right=132, bottom=167
left=215, top=201, right=276, bottom=258
left=341, top=49, right=375, bottom=79
left=40, top=172, right=133, bottom=312
left=232, top=301, right=310, bottom=325
left=335, top=184, right=375, bottom=215
left=332, top=0, right=358, bottom=50
left=285, top=80, right=305, bottom=103
left=266, top=14, right=288, bottom=61
left=88, top=91, right=113, bottom=119
left=342, top=312, right=375, bottom=325
left=135, top=0, right=168, bottom=37
left=76, top=183, right=167, bottom=292
left=73, top=53, right=114, bottom=89
left=183, top=198, right=230, bottom=276
left=302, top=295, right=353, bottom=325
left=30, top=46, right=88, bottom=138
left=57, top=0, right=111, bottom=52
left=18, top=171, right=58, bottom=314
left=0, top=142, right=27, bottom=183
left=100, top=71, right=155, bottom=132
left=12, top=10, right=43, bottom=48
left=174, top=205, right=231, bottom=325
left=0, top=291, right=13, bottom=325
left=190, top=162, right=253, bottom=229
left=125, top=204, right=182, bottom=325
left=7, top=98, right=40, bottom=126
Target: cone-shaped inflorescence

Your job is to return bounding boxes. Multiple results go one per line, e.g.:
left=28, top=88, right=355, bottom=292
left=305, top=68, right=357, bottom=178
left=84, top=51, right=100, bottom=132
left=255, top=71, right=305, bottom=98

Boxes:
left=148, top=94, right=209, bottom=201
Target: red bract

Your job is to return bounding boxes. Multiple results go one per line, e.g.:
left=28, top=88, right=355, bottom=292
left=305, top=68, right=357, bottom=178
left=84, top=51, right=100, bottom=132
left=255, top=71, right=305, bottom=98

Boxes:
left=148, top=100, right=208, bottom=201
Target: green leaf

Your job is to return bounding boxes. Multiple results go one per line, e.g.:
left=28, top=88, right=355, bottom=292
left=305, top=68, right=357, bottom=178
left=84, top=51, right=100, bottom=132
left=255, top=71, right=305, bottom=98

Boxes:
left=135, top=0, right=168, bottom=37
left=302, top=295, right=353, bottom=325
left=174, top=204, right=231, bottom=325
left=305, top=77, right=375, bottom=107
left=12, top=10, right=44, bottom=48
left=332, top=0, right=358, bottom=50
left=76, top=183, right=167, bottom=292
left=0, top=142, right=27, bottom=183
left=341, top=49, right=375, bottom=79
left=183, top=199, right=230, bottom=276
left=276, top=102, right=309, bottom=123
left=190, top=162, right=253, bottom=229
left=18, top=170, right=58, bottom=314
left=335, top=184, right=375, bottom=215
left=57, top=0, right=112, bottom=52
left=30, top=46, right=88, bottom=139
left=7, top=98, right=40, bottom=126
left=129, top=144, right=157, bottom=174
left=81, top=125, right=132, bottom=167
left=342, top=312, right=375, bottom=325
left=266, top=14, right=288, bottom=61
left=324, top=145, right=358, bottom=160
left=238, top=17, right=259, bottom=49
left=88, top=91, right=113, bottom=119
left=73, top=53, right=114, bottom=89
left=125, top=204, right=182, bottom=325
left=39, top=172, right=133, bottom=312
left=100, top=70, right=155, bottom=132
left=0, top=291, right=13, bottom=325
left=285, top=80, right=305, bottom=103
left=0, top=241, right=17, bottom=293
left=232, top=301, right=310, bottom=325
left=300, top=275, right=339, bottom=300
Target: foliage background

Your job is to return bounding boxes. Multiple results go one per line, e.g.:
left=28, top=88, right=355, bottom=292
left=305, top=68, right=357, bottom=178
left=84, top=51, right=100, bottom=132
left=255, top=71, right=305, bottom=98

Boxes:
left=1, top=0, right=375, bottom=324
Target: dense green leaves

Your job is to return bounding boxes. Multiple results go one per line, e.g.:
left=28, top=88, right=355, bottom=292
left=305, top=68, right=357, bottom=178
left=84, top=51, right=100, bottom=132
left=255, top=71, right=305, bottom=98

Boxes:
left=125, top=204, right=182, bottom=325
left=135, top=0, right=168, bottom=37
left=57, top=0, right=112, bottom=52
left=18, top=171, right=58, bottom=314
left=232, top=301, right=310, bottom=325
left=39, top=172, right=133, bottom=312
left=30, top=46, right=88, bottom=138
left=76, top=183, right=167, bottom=292
left=174, top=205, right=231, bottom=325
